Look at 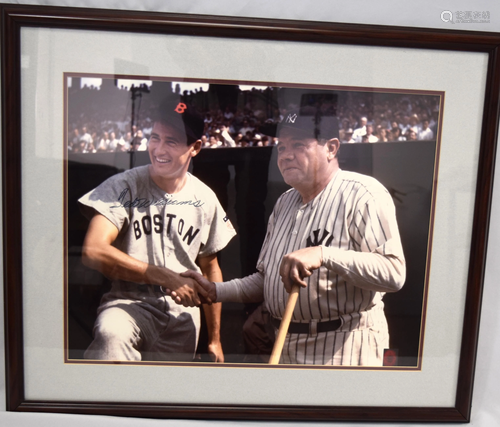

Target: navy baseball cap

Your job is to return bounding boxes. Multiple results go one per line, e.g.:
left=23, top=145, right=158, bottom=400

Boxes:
left=155, top=95, right=205, bottom=145
left=277, top=110, right=339, bottom=141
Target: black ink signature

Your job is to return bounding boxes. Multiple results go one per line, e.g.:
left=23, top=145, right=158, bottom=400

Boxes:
left=111, top=189, right=205, bottom=208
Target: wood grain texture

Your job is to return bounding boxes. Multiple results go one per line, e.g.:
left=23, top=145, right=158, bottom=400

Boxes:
left=268, top=284, right=300, bottom=365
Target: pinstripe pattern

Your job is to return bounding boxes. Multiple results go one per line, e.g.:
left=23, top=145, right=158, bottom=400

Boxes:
left=257, top=169, right=404, bottom=365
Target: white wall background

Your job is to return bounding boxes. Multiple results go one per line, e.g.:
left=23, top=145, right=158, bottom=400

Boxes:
left=2, top=1, right=500, bottom=426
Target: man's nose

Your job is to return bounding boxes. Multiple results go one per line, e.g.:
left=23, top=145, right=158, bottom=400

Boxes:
left=156, top=141, right=168, bottom=151
left=280, top=151, right=294, bottom=160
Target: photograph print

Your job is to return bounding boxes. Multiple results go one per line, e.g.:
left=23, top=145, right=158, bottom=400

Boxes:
left=65, top=74, right=442, bottom=369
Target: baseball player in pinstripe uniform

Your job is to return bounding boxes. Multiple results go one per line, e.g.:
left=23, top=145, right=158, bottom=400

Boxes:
left=177, top=108, right=406, bottom=366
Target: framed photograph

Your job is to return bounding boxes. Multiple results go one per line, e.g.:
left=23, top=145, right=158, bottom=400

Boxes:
left=3, top=4, right=500, bottom=423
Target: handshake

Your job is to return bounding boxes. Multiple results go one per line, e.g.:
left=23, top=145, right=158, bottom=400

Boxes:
left=164, top=270, right=217, bottom=307
left=164, top=246, right=323, bottom=307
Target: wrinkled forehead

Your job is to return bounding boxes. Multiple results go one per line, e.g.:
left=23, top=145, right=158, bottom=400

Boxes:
left=276, top=131, right=323, bottom=152
left=277, top=127, right=315, bottom=143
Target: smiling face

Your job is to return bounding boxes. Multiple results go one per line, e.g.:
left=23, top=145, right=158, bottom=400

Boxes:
left=148, top=121, right=200, bottom=193
left=277, top=129, right=339, bottom=203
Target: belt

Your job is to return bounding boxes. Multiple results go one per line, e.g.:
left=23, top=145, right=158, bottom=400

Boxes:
left=271, top=317, right=341, bottom=335
left=119, top=282, right=166, bottom=294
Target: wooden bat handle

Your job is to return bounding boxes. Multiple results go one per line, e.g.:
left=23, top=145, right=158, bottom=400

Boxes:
left=268, top=284, right=300, bottom=365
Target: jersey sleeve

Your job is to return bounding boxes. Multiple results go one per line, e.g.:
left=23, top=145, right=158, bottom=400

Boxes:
left=78, top=173, right=131, bottom=232
left=197, top=193, right=236, bottom=258
left=321, top=186, right=406, bottom=292
left=215, top=272, right=265, bottom=303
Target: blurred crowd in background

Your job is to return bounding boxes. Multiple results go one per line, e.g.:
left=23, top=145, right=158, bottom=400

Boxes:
left=67, top=78, right=440, bottom=153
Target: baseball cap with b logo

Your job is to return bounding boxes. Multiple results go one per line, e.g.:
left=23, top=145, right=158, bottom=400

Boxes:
left=155, top=95, right=204, bottom=145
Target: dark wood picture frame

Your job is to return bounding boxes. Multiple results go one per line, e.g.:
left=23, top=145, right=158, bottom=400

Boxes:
left=2, top=4, right=500, bottom=423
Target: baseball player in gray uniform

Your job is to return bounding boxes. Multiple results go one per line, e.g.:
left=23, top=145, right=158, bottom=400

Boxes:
left=178, top=109, right=406, bottom=366
left=79, top=96, right=236, bottom=362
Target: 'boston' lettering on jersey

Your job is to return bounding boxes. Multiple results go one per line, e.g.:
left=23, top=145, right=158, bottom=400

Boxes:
left=133, top=213, right=200, bottom=245
left=111, top=188, right=205, bottom=209
left=306, top=228, right=334, bottom=247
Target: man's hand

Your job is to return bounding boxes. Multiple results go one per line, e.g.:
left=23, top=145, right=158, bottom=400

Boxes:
left=179, top=270, right=217, bottom=304
left=207, top=341, right=224, bottom=363
left=279, top=246, right=323, bottom=292
left=161, top=273, right=204, bottom=307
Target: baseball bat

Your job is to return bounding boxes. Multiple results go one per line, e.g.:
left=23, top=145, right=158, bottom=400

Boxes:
left=268, top=283, right=300, bottom=365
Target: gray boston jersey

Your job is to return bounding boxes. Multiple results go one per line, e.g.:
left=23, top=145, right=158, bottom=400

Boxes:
left=79, top=165, right=236, bottom=278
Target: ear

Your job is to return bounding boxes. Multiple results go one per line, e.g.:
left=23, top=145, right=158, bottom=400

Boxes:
left=326, top=138, right=340, bottom=160
left=190, top=139, right=202, bottom=157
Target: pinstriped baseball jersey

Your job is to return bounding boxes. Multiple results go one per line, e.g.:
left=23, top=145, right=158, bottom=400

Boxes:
left=216, top=169, right=405, bottom=365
